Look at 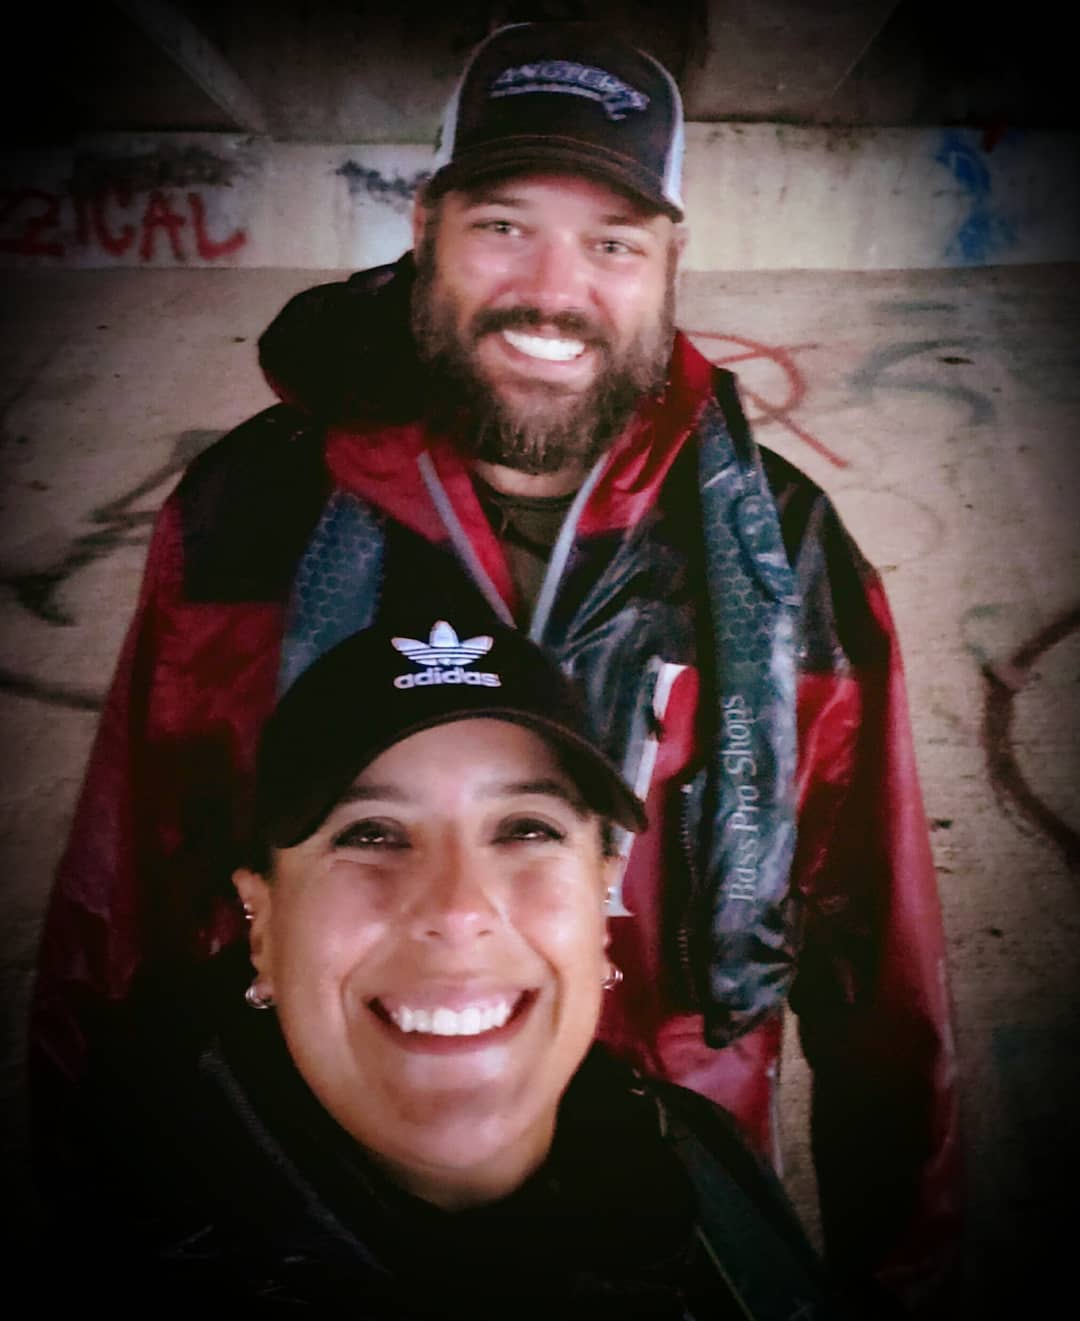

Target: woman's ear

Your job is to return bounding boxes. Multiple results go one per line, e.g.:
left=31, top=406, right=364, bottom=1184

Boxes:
left=600, top=854, right=624, bottom=943
left=233, top=867, right=274, bottom=981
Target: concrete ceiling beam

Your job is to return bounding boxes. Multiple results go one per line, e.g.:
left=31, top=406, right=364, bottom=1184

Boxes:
left=682, top=0, right=902, bottom=121
left=112, top=0, right=271, bottom=135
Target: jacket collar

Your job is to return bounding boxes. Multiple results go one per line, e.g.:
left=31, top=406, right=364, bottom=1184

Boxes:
left=323, top=330, right=716, bottom=541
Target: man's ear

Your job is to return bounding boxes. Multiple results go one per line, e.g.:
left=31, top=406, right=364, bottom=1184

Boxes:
left=412, top=191, right=431, bottom=254
left=233, top=867, right=274, bottom=980
left=672, top=222, right=689, bottom=261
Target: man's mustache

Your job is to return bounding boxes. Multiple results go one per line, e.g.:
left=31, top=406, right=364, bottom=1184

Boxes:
left=470, top=305, right=608, bottom=347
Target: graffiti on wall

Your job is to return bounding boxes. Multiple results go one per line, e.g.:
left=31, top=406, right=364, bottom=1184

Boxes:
left=934, top=129, right=1018, bottom=266
left=0, top=186, right=248, bottom=263
left=982, top=605, right=1080, bottom=871
left=0, top=430, right=221, bottom=710
left=335, top=161, right=429, bottom=214
left=0, top=142, right=252, bottom=265
left=851, top=335, right=996, bottom=426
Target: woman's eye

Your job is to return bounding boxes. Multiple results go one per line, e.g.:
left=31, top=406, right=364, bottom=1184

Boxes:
left=331, top=819, right=408, bottom=851
left=495, top=817, right=567, bottom=846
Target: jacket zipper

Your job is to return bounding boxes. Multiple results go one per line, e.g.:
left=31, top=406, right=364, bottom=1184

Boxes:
left=606, top=659, right=688, bottom=917
left=677, top=781, right=702, bottom=1009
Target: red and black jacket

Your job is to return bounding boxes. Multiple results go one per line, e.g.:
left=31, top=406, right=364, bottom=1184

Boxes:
left=32, top=255, right=960, bottom=1307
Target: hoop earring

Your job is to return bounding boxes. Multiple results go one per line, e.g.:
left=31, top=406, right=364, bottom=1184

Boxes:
left=244, top=981, right=274, bottom=1010
left=602, top=963, right=623, bottom=991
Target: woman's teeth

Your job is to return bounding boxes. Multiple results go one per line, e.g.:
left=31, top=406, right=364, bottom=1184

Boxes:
left=389, top=1001, right=514, bottom=1036
left=502, top=329, right=585, bottom=362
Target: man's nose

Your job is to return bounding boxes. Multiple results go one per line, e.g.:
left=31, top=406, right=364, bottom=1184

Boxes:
left=516, top=235, right=590, bottom=315
left=410, top=843, right=499, bottom=944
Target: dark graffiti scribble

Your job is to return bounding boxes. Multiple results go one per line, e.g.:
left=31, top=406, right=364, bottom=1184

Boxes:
left=851, top=339, right=995, bottom=425
left=885, top=302, right=957, bottom=315
left=1, top=430, right=220, bottom=626
left=71, top=145, right=248, bottom=196
left=983, top=605, right=1080, bottom=871
left=0, top=430, right=222, bottom=711
left=0, top=667, right=102, bottom=711
left=334, top=162, right=430, bottom=213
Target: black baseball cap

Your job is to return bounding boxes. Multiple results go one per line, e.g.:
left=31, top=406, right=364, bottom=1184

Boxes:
left=252, top=617, right=646, bottom=854
left=427, top=22, right=685, bottom=220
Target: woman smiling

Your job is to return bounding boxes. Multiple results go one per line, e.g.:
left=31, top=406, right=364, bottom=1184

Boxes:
left=43, top=619, right=863, bottom=1317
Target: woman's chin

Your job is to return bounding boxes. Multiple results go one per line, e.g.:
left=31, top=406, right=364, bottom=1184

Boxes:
left=324, top=998, right=581, bottom=1200
left=370, top=1105, right=556, bottom=1207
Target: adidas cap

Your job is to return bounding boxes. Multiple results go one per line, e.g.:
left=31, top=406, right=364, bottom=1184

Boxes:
left=427, top=21, right=685, bottom=220
left=252, top=617, right=646, bottom=854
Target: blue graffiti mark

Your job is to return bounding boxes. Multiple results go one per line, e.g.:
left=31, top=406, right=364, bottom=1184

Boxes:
left=335, top=162, right=430, bottom=214
left=850, top=338, right=995, bottom=425
left=934, top=129, right=1018, bottom=265
left=881, top=301, right=956, bottom=315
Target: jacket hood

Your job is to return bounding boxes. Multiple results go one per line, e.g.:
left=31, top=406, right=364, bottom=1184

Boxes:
left=258, top=254, right=425, bottom=425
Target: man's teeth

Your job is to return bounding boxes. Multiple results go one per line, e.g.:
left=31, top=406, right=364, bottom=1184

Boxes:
left=502, top=329, right=585, bottom=362
left=390, top=1001, right=514, bottom=1036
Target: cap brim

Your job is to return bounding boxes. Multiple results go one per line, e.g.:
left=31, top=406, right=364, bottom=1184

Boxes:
left=265, top=706, right=647, bottom=852
left=428, top=136, right=683, bottom=221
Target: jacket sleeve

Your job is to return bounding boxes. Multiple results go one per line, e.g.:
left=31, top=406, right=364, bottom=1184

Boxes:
left=30, top=407, right=328, bottom=1118
left=773, top=459, right=962, bottom=1309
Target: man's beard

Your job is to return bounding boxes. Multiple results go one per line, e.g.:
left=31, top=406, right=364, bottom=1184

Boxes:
left=410, top=234, right=676, bottom=476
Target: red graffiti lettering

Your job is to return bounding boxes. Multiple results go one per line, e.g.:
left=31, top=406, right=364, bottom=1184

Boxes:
left=687, top=331, right=848, bottom=469
left=73, top=193, right=90, bottom=248
left=187, top=191, right=246, bottom=260
left=91, top=183, right=136, bottom=256
left=139, top=189, right=187, bottom=262
left=0, top=189, right=64, bottom=257
left=2, top=184, right=250, bottom=265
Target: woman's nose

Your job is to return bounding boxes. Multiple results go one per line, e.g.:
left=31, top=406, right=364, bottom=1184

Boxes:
left=410, top=845, right=499, bottom=944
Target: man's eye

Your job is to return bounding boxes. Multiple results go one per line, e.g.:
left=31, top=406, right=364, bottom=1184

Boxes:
left=495, top=816, right=567, bottom=845
left=596, top=235, right=646, bottom=257
left=331, top=819, right=408, bottom=851
left=476, top=218, right=517, bottom=236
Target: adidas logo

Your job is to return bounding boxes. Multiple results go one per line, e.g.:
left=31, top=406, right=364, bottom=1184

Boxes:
left=391, top=621, right=501, bottom=690
left=393, top=621, right=493, bottom=667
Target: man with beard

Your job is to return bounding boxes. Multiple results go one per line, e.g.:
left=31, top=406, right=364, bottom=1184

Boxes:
left=410, top=181, right=678, bottom=480
left=32, top=21, right=959, bottom=1316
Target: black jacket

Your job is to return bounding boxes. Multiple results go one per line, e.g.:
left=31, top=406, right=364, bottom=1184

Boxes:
left=44, top=947, right=864, bottom=1319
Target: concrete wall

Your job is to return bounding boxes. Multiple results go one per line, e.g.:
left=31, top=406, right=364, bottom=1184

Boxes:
left=3, top=123, right=1078, bottom=272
